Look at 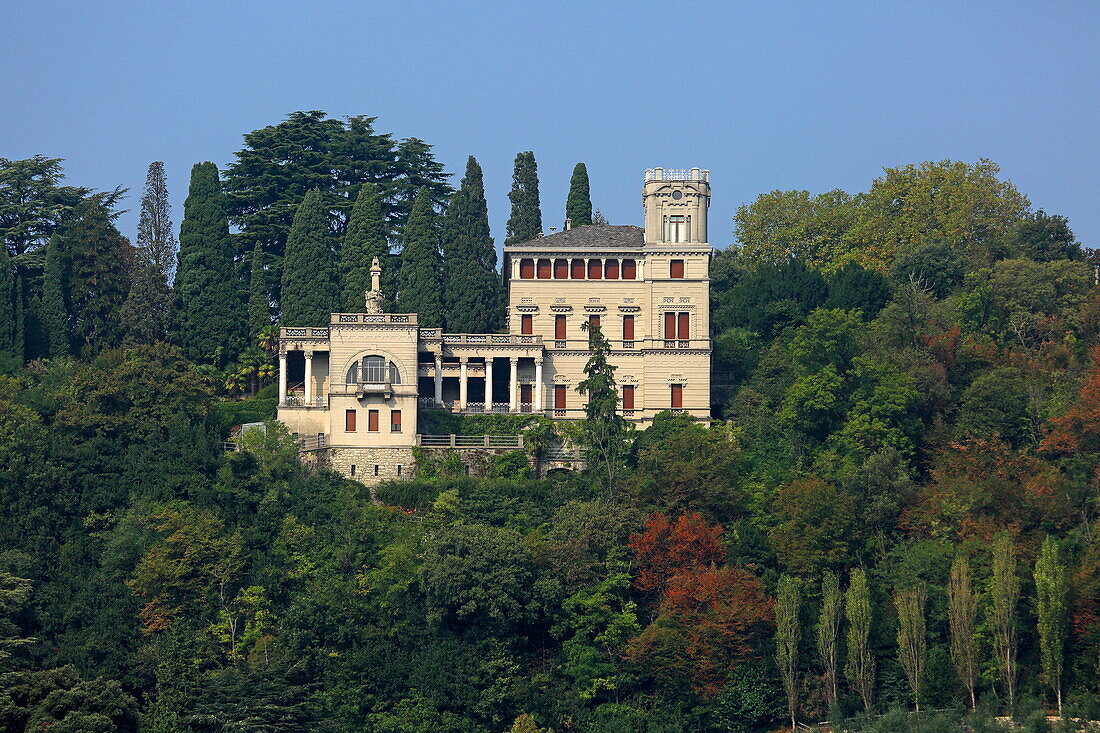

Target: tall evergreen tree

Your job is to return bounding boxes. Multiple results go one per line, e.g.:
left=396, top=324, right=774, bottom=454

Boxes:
left=58, top=197, right=131, bottom=355
left=122, top=162, right=176, bottom=345
left=247, top=241, right=271, bottom=337
left=396, top=188, right=444, bottom=328
left=340, top=183, right=390, bottom=311
left=576, top=321, right=630, bottom=496
left=176, top=162, right=245, bottom=366
left=41, top=236, right=68, bottom=357
left=565, top=162, right=593, bottom=228
left=442, top=157, right=502, bottom=332
left=505, top=151, right=542, bottom=245
left=0, top=243, right=21, bottom=361
left=280, top=190, right=338, bottom=327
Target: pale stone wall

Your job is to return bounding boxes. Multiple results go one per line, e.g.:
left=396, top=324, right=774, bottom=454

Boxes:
left=321, top=446, right=417, bottom=485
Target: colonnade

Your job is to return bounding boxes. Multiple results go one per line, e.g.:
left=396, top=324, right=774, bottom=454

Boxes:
left=278, top=351, right=314, bottom=405
left=432, top=354, right=544, bottom=412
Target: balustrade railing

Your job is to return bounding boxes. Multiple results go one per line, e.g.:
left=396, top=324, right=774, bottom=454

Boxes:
left=417, top=434, right=524, bottom=449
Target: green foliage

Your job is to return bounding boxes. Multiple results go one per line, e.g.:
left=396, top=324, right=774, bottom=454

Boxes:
left=396, top=187, right=444, bottom=327
left=734, top=188, right=862, bottom=272
left=565, top=162, right=593, bottom=227
left=1033, top=535, right=1067, bottom=711
left=176, top=162, right=245, bottom=367
left=341, top=182, right=391, bottom=311
left=443, top=157, right=502, bottom=333
left=505, top=151, right=541, bottom=245
left=280, top=189, right=339, bottom=327
left=827, top=262, right=893, bottom=318
left=0, top=243, right=21, bottom=361
left=246, top=240, right=271, bottom=337
left=576, top=322, right=631, bottom=495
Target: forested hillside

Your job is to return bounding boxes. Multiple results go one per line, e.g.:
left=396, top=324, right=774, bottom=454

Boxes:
left=0, top=118, right=1098, bottom=731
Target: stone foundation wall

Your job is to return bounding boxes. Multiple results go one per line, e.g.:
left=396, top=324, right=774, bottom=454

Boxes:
left=308, top=446, right=417, bottom=485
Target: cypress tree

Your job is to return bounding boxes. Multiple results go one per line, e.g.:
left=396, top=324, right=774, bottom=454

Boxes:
left=280, top=189, right=338, bottom=327
left=340, top=183, right=390, bottom=311
left=565, top=162, right=593, bottom=227
left=442, top=157, right=502, bottom=332
left=41, top=236, right=69, bottom=357
left=0, top=244, right=21, bottom=361
left=122, top=162, right=176, bottom=345
left=60, top=197, right=131, bottom=355
left=504, top=151, right=542, bottom=245
left=176, top=162, right=245, bottom=366
left=247, top=241, right=271, bottom=336
left=396, top=187, right=444, bottom=328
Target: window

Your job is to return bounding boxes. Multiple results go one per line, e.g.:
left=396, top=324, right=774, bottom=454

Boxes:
left=664, top=312, right=677, bottom=340
left=519, top=258, right=535, bottom=279
left=554, top=258, right=568, bottom=279
left=571, top=258, right=585, bottom=279
left=622, top=259, right=637, bottom=279
left=678, top=312, right=690, bottom=339
left=622, top=315, right=634, bottom=340
left=521, top=314, right=533, bottom=334
left=536, top=258, right=552, bottom=279
left=587, top=259, right=602, bottom=279
left=622, top=385, right=635, bottom=410
left=670, top=384, right=683, bottom=409
left=664, top=216, right=690, bottom=243
left=555, top=315, right=567, bottom=340
left=348, top=356, right=400, bottom=384
left=670, top=259, right=685, bottom=278
left=350, top=464, right=356, bottom=476
left=588, top=314, right=601, bottom=331
left=397, top=464, right=402, bottom=476
left=390, top=409, right=402, bottom=432
left=345, top=409, right=356, bottom=432
left=604, top=259, right=619, bottom=279
left=554, top=385, right=567, bottom=409
left=374, top=464, right=379, bottom=476
left=368, top=409, right=379, bottom=432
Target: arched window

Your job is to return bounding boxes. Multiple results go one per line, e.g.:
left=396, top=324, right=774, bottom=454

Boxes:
left=346, top=356, right=401, bottom=384
left=587, top=259, right=603, bottom=279
left=554, top=258, right=568, bottom=278
left=570, top=258, right=585, bottom=279
left=622, top=259, right=637, bottom=279
left=604, top=259, right=620, bottom=279
left=536, top=258, right=552, bottom=278
left=519, top=258, right=535, bottom=279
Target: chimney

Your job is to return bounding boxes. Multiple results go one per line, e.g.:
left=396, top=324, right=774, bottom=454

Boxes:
left=565, top=217, right=573, bottom=231
left=549, top=226, right=557, bottom=234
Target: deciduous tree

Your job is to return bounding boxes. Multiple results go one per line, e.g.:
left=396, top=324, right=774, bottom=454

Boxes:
left=895, top=586, right=927, bottom=711
left=845, top=568, right=875, bottom=711
left=948, top=556, right=979, bottom=710
left=628, top=512, right=724, bottom=593
left=775, top=574, right=801, bottom=729
left=990, top=533, right=1020, bottom=707
left=817, top=571, right=842, bottom=710
left=1034, top=535, right=1067, bottom=714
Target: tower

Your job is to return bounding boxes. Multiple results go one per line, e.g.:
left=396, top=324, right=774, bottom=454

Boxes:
left=643, top=167, right=710, bottom=245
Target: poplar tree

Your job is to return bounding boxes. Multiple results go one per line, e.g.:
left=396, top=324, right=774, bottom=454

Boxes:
left=775, top=575, right=801, bottom=730
left=565, top=162, right=593, bottom=227
left=247, top=241, right=270, bottom=336
left=341, top=182, right=390, bottom=311
left=1034, top=535, right=1067, bottom=714
left=990, top=533, right=1020, bottom=708
left=59, top=197, right=130, bottom=355
left=41, top=236, right=68, bottom=357
left=817, top=571, right=842, bottom=711
left=845, top=568, right=875, bottom=711
left=895, top=587, right=927, bottom=711
left=176, top=162, right=245, bottom=366
left=0, top=244, right=21, bottom=360
left=396, top=187, right=444, bottom=328
left=948, top=556, right=979, bottom=710
left=281, top=189, right=339, bottom=328
left=122, top=162, right=176, bottom=345
left=443, top=157, right=502, bottom=333
left=505, top=151, right=541, bottom=245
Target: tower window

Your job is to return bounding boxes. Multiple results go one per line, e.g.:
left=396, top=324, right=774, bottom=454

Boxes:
left=670, top=259, right=685, bottom=278
left=664, top=216, right=690, bottom=243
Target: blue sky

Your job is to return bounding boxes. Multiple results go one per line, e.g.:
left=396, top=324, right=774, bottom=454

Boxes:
left=2, top=1, right=1098, bottom=251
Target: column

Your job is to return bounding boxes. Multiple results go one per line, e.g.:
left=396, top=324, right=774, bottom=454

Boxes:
left=534, top=358, right=544, bottom=412
left=485, top=357, right=494, bottom=412
left=459, top=357, right=468, bottom=410
left=434, top=353, right=443, bottom=405
left=278, top=352, right=287, bottom=405
left=304, top=352, right=313, bottom=404
left=508, top=357, right=519, bottom=413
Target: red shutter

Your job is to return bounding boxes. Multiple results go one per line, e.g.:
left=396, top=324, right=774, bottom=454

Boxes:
left=554, top=385, right=567, bottom=409
left=521, top=315, right=533, bottom=334
left=670, top=259, right=685, bottom=278
left=571, top=259, right=585, bottom=279
left=622, top=259, right=637, bottom=279
left=554, top=259, right=568, bottom=279
left=678, top=312, right=690, bottom=340
left=555, top=315, right=566, bottom=340
left=537, top=258, right=551, bottom=279
left=622, top=315, right=634, bottom=340
left=587, top=260, right=602, bottom=279
left=664, top=312, right=676, bottom=340
left=520, top=259, right=535, bottom=279
left=589, top=315, right=600, bottom=331
left=622, top=385, right=635, bottom=410
left=345, top=409, right=356, bottom=432
left=368, top=410, right=379, bottom=432
left=670, top=384, right=683, bottom=409
left=390, top=410, right=401, bottom=432
left=604, top=259, right=619, bottom=279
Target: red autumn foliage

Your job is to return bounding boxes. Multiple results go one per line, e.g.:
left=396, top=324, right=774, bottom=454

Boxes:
left=1042, top=345, right=1100, bottom=455
left=628, top=512, right=724, bottom=593
left=901, top=438, right=1071, bottom=542
left=623, top=565, right=773, bottom=698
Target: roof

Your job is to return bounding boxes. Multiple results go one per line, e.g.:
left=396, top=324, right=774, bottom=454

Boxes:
left=506, top=224, right=644, bottom=250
